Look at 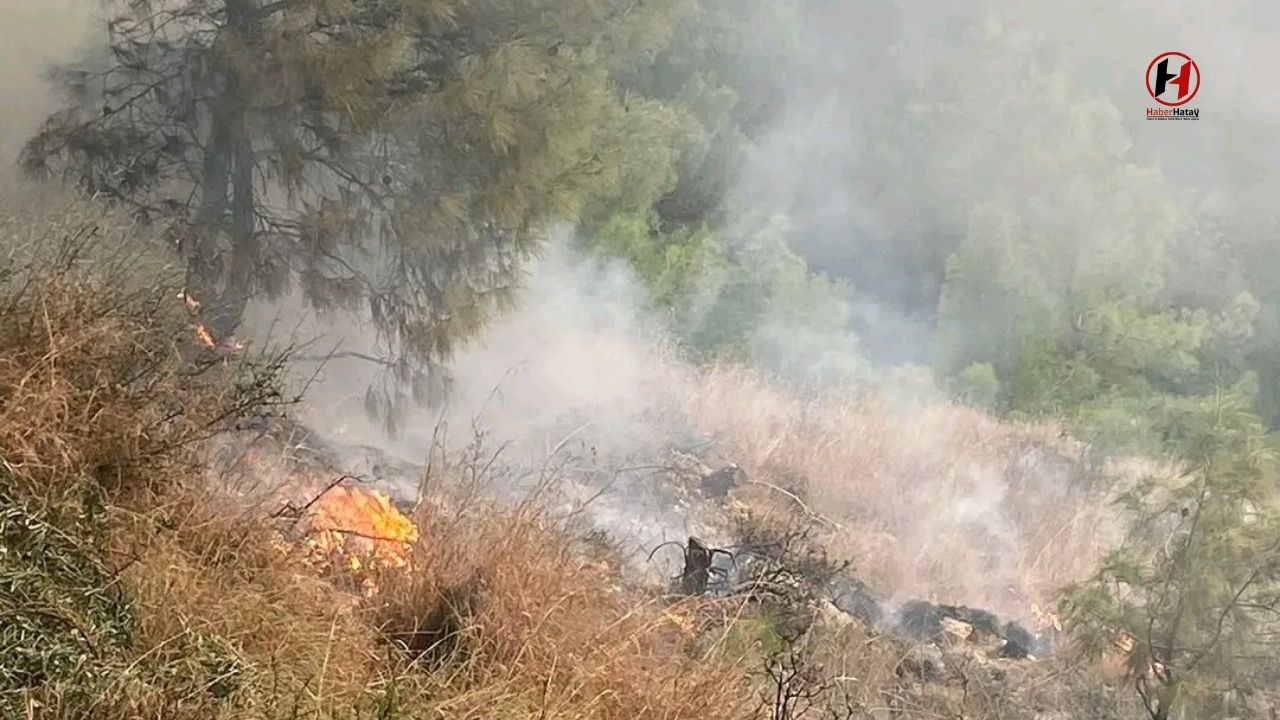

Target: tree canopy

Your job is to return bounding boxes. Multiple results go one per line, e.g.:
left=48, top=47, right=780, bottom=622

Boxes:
left=24, top=0, right=693, bottom=372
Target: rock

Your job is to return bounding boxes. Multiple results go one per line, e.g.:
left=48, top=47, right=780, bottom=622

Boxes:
left=897, top=642, right=947, bottom=682
left=935, top=604, right=1047, bottom=660
left=998, top=621, right=1037, bottom=659
left=700, top=464, right=745, bottom=498
left=827, top=575, right=885, bottom=626
left=898, top=600, right=944, bottom=641
left=814, top=599, right=857, bottom=630
left=938, top=604, right=1003, bottom=639
left=941, top=616, right=973, bottom=640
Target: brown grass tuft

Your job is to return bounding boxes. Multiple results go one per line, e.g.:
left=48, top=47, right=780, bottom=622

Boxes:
left=372, top=501, right=757, bottom=719
left=682, top=365, right=1126, bottom=619
left=0, top=216, right=761, bottom=719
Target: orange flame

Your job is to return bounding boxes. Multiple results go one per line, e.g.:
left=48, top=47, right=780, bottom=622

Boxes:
left=240, top=445, right=418, bottom=596
left=181, top=291, right=245, bottom=354
left=194, top=322, right=217, bottom=349
left=304, top=484, right=419, bottom=572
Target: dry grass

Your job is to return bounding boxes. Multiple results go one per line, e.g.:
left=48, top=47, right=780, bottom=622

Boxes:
left=386, top=276, right=1137, bottom=621
left=285, top=239, right=1135, bottom=625
left=371, top=501, right=756, bottom=720
left=0, top=214, right=761, bottom=719
left=680, top=365, right=1129, bottom=620
left=0, top=203, right=1144, bottom=719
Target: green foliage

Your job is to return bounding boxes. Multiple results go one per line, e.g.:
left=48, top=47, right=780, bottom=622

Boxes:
left=938, top=205, right=1062, bottom=379
left=0, top=478, right=134, bottom=715
left=581, top=211, right=723, bottom=316
left=0, top=474, right=271, bottom=716
left=580, top=209, right=861, bottom=385
left=951, top=363, right=1000, bottom=409
left=716, top=612, right=788, bottom=666
left=1061, top=389, right=1280, bottom=719
left=25, top=0, right=696, bottom=371
left=935, top=163, right=1226, bottom=443
left=620, top=0, right=803, bottom=227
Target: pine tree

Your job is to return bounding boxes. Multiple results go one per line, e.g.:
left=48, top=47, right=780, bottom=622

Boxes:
left=1062, top=388, right=1280, bottom=719
left=23, top=0, right=691, bottom=373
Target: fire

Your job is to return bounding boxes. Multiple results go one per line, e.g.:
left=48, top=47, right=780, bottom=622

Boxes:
left=194, top=322, right=217, bottom=349
left=179, top=291, right=245, bottom=354
left=234, top=440, right=417, bottom=596
left=303, top=483, right=419, bottom=572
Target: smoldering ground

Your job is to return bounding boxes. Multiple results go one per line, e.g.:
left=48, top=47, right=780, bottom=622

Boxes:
left=242, top=232, right=1124, bottom=622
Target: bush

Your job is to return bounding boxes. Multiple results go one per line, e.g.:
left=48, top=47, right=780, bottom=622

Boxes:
left=0, top=481, right=135, bottom=716
left=950, top=362, right=1000, bottom=409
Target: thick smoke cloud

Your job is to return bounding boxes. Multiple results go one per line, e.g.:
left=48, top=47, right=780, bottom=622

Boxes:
left=282, top=235, right=688, bottom=463
left=0, top=0, right=90, bottom=168
left=728, top=0, right=1280, bottom=364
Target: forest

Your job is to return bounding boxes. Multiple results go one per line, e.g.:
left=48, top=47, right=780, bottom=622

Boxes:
left=1, top=1, right=1278, bottom=719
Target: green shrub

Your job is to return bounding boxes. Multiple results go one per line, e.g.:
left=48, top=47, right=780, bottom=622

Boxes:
left=951, top=362, right=1000, bottom=409
left=0, top=479, right=134, bottom=715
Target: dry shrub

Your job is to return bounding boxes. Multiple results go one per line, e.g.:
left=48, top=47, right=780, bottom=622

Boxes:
left=110, top=487, right=382, bottom=714
left=373, top=499, right=758, bottom=720
left=0, top=206, right=1133, bottom=720
left=0, top=217, right=286, bottom=505
left=442, top=316, right=1131, bottom=621
left=682, top=365, right=1126, bottom=619
left=0, top=215, right=763, bottom=719
left=801, top=609, right=1140, bottom=720
left=0, top=216, right=328, bottom=718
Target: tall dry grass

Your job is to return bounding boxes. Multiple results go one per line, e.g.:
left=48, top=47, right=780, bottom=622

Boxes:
left=678, top=365, right=1128, bottom=619
left=276, top=236, right=1131, bottom=623
left=0, top=210, right=761, bottom=719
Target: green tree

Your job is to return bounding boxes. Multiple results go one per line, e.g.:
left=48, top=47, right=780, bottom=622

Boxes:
left=578, top=211, right=723, bottom=318
left=23, top=0, right=691, bottom=373
left=616, top=0, right=803, bottom=229
left=1062, top=388, right=1280, bottom=719
left=931, top=65, right=1215, bottom=429
left=951, top=362, right=1000, bottom=409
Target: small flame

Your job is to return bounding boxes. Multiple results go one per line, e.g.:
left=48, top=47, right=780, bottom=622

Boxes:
left=305, top=484, right=419, bottom=572
left=181, top=291, right=245, bottom=354
left=245, top=448, right=417, bottom=597
left=194, top=322, right=217, bottom=349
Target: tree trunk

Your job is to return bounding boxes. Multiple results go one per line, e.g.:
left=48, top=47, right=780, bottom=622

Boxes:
left=680, top=537, right=712, bottom=595
left=184, top=0, right=259, bottom=341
